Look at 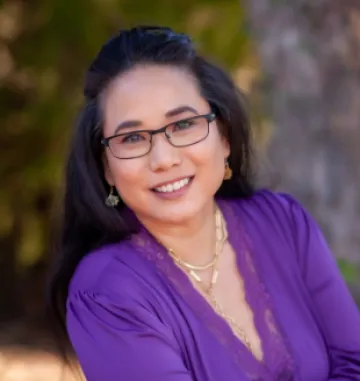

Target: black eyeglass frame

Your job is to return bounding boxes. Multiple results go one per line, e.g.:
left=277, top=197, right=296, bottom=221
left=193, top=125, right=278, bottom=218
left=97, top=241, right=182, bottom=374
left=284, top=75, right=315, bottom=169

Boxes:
left=101, top=112, right=216, bottom=159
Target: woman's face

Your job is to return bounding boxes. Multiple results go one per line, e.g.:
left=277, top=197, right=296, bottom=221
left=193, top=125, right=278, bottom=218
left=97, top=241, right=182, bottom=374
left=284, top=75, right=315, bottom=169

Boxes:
left=102, top=64, right=230, bottom=225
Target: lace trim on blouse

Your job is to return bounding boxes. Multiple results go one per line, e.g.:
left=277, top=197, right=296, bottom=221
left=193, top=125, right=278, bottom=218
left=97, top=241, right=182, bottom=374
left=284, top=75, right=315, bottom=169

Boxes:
left=129, top=199, right=295, bottom=381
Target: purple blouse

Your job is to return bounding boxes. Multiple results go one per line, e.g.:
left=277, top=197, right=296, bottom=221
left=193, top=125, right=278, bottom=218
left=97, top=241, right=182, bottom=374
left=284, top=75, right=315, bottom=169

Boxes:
left=66, top=190, right=360, bottom=380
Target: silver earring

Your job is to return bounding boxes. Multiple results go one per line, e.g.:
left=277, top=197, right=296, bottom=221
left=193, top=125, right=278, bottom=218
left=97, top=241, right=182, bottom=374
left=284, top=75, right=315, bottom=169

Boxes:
left=105, top=186, right=120, bottom=207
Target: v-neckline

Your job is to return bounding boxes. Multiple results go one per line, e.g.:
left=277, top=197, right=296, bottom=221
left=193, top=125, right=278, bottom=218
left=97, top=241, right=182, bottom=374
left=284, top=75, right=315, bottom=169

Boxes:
left=129, top=198, right=293, bottom=380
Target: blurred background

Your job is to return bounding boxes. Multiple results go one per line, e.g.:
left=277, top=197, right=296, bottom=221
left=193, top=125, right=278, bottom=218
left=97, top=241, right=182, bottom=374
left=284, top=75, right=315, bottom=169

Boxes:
left=0, top=0, right=359, bottom=379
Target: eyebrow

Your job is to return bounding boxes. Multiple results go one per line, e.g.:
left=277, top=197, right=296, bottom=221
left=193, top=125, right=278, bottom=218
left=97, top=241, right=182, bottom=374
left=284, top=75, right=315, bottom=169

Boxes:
left=113, top=105, right=199, bottom=135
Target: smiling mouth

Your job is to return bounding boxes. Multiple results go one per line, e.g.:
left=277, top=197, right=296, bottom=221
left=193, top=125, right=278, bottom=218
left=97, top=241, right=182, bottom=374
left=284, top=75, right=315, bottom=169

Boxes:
left=152, top=177, right=193, bottom=193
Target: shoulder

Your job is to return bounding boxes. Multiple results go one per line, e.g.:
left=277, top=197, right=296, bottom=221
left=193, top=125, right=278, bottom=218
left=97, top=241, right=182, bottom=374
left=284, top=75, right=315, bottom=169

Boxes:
left=68, top=240, right=149, bottom=299
left=227, top=188, right=307, bottom=228
left=224, top=189, right=319, bottom=259
left=229, top=189, right=328, bottom=266
left=244, top=188, right=301, bottom=210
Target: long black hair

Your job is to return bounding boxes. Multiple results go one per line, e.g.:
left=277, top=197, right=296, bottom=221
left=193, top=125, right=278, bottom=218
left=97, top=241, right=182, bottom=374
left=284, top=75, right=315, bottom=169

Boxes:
left=48, top=25, right=255, bottom=344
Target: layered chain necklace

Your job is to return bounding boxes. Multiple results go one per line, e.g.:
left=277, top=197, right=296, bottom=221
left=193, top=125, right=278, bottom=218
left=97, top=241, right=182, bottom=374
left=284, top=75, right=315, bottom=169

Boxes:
left=167, top=205, right=252, bottom=351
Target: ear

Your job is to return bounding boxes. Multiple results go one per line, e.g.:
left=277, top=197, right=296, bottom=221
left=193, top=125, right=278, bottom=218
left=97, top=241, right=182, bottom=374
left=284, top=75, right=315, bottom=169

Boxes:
left=102, top=153, right=115, bottom=186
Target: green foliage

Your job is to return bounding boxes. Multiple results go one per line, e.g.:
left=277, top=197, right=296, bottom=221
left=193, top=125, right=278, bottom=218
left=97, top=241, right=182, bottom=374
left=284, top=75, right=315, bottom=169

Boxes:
left=0, top=0, right=253, bottom=273
left=337, top=259, right=360, bottom=284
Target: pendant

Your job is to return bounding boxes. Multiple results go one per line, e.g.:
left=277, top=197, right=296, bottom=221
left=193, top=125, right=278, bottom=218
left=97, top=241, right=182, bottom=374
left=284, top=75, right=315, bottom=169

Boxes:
left=189, top=270, right=201, bottom=282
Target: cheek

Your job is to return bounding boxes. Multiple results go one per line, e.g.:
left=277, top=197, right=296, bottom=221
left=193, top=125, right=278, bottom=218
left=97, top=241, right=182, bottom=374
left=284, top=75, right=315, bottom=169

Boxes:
left=191, top=128, right=227, bottom=167
left=186, top=131, right=226, bottom=183
left=108, top=158, right=147, bottom=194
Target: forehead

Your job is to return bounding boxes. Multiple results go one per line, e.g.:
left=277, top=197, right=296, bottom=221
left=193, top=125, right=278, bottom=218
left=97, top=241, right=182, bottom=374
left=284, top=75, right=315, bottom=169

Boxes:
left=101, top=65, right=208, bottom=132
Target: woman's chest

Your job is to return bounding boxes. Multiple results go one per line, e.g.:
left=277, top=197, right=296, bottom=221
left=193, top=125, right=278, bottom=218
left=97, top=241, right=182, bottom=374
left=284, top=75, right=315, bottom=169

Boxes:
left=152, top=252, right=331, bottom=381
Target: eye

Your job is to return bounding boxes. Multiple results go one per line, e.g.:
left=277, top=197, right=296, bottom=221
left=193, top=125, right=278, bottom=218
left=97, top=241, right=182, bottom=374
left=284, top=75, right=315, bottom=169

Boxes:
left=112, top=133, right=146, bottom=145
left=173, top=118, right=196, bottom=131
left=123, top=133, right=144, bottom=143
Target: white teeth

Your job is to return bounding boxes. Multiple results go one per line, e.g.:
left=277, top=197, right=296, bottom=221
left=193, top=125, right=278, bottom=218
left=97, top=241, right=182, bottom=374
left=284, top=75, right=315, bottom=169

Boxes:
left=155, top=177, right=190, bottom=193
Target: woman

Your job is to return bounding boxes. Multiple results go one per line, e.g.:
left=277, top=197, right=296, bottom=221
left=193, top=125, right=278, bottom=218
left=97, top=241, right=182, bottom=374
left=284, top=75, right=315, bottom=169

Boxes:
left=49, top=26, right=360, bottom=381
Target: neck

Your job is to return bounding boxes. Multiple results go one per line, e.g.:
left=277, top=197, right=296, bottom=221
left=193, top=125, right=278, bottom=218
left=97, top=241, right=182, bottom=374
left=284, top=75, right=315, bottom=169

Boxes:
left=136, top=200, right=217, bottom=266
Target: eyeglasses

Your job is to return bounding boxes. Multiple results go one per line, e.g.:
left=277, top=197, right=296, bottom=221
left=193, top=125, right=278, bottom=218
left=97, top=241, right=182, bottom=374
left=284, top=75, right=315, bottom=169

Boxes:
left=101, top=113, right=216, bottom=159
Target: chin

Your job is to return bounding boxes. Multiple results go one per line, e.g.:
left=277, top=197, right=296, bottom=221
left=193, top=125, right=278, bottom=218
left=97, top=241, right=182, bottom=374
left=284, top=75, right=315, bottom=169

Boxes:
left=128, top=183, right=216, bottom=226
left=151, top=198, right=210, bottom=224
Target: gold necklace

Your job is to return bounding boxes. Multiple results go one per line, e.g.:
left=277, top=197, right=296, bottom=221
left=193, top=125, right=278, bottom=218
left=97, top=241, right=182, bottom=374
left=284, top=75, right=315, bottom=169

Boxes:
left=166, top=206, right=253, bottom=351
left=168, top=248, right=217, bottom=271
left=168, top=206, right=224, bottom=274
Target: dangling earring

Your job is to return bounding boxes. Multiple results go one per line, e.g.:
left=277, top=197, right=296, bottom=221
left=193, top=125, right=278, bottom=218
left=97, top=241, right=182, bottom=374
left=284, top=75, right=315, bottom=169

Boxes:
left=224, top=160, right=232, bottom=180
left=105, top=186, right=120, bottom=207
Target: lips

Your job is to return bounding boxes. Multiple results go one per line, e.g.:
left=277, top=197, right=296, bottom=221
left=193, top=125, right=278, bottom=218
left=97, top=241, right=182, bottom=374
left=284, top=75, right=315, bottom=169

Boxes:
left=152, top=176, right=193, bottom=193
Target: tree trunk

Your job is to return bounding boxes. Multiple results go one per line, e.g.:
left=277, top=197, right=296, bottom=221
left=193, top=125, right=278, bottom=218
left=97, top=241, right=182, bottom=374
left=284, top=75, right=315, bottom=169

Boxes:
left=243, top=0, right=360, bottom=263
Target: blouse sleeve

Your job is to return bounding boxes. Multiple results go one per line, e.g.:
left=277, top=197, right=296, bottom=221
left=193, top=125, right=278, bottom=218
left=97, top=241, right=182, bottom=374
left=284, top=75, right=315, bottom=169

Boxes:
left=66, top=291, right=193, bottom=381
left=286, top=195, right=360, bottom=379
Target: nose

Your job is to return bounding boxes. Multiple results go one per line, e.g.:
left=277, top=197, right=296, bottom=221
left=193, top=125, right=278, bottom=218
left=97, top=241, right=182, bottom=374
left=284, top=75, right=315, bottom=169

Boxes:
left=149, top=133, right=182, bottom=172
